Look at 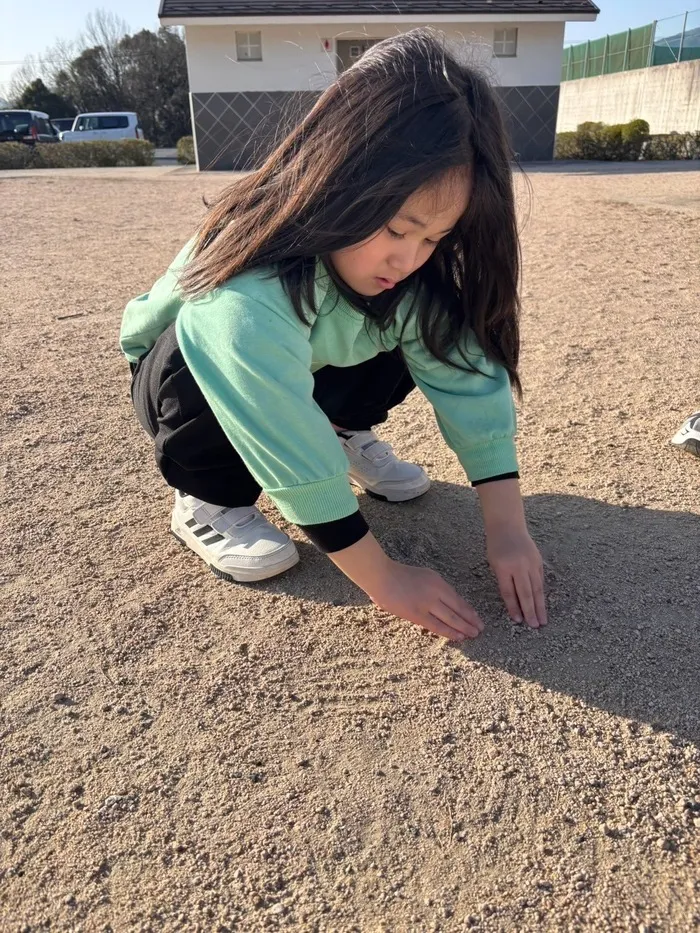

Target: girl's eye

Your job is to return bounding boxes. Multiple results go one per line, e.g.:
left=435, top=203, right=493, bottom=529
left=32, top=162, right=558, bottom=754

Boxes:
left=388, top=226, right=439, bottom=246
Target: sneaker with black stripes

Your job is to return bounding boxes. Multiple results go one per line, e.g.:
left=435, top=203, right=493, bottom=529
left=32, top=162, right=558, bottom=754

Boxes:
left=170, top=491, right=299, bottom=583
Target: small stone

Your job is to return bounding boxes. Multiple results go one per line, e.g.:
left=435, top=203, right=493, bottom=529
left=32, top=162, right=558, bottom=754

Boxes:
left=53, top=693, right=75, bottom=705
left=268, top=904, right=285, bottom=914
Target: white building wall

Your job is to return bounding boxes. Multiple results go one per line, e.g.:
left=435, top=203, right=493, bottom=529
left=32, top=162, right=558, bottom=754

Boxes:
left=185, top=21, right=565, bottom=94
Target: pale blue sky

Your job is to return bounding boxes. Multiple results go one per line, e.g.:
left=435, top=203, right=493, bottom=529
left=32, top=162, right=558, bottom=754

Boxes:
left=0, top=0, right=691, bottom=95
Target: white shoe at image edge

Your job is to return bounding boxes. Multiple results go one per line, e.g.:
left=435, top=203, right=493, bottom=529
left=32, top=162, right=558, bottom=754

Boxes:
left=671, top=412, right=700, bottom=458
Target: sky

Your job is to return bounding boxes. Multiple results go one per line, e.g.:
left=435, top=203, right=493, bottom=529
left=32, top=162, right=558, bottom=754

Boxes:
left=0, top=0, right=691, bottom=96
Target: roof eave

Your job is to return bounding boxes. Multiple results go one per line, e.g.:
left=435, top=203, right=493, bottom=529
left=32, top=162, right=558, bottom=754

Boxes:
left=161, top=11, right=598, bottom=25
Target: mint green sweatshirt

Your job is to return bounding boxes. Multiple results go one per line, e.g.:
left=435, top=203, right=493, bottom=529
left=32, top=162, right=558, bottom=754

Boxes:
left=120, top=244, right=518, bottom=526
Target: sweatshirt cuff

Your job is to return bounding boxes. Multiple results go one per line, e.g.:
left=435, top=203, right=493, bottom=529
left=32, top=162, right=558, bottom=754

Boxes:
left=266, top=473, right=359, bottom=525
left=472, top=471, right=520, bottom=487
left=299, top=510, right=369, bottom=553
left=454, top=438, right=519, bottom=484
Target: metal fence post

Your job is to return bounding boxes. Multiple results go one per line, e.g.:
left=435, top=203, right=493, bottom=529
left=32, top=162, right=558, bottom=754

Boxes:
left=602, top=33, right=609, bottom=74
left=583, top=39, right=590, bottom=78
left=678, top=11, right=689, bottom=63
left=567, top=45, right=572, bottom=81
left=623, top=28, right=631, bottom=71
left=647, top=20, right=657, bottom=68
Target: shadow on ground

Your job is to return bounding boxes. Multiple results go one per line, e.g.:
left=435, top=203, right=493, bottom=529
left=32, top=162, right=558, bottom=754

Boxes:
left=254, top=483, right=700, bottom=746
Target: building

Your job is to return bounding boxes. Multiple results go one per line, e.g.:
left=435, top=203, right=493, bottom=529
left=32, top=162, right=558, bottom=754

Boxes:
left=159, top=0, right=599, bottom=169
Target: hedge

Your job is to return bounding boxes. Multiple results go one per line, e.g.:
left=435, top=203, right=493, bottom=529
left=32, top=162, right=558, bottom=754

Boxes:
left=555, top=119, right=700, bottom=162
left=643, top=132, right=700, bottom=161
left=0, top=139, right=156, bottom=170
left=176, top=135, right=195, bottom=164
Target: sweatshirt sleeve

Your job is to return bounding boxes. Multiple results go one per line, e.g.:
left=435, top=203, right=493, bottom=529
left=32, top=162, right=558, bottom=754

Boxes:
left=175, top=285, right=362, bottom=529
left=398, top=318, right=519, bottom=484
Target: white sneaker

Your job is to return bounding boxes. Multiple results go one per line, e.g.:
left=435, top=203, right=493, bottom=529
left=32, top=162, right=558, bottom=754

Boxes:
left=671, top=411, right=700, bottom=458
left=337, top=429, right=431, bottom=502
left=170, top=492, right=299, bottom=582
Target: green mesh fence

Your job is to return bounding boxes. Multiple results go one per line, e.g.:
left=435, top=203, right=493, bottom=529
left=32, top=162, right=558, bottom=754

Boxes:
left=562, top=10, right=700, bottom=80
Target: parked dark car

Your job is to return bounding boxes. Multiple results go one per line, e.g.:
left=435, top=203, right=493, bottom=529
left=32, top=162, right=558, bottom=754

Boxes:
left=0, top=110, right=60, bottom=145
left=51, top=117, right=76, bottom=134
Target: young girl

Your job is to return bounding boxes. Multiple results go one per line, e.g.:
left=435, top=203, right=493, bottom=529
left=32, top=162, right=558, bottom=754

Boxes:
left=120, top=29, right=547, bottom=643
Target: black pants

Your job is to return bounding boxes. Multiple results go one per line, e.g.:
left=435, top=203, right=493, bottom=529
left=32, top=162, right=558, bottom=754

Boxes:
left=130, top=323, right=416, bottom=508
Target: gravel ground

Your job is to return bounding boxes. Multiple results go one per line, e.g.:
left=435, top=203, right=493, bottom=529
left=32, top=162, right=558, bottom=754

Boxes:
left=1, top=165, right=699, bottom=932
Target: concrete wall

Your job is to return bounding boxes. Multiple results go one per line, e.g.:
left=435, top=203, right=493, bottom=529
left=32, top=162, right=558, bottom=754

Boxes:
left=185, top=21, right=565, bottom=92
left=557, top=59, right=700, bottom=134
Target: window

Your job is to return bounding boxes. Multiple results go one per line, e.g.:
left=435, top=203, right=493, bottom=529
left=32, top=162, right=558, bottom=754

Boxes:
left=98, top=115, right=129, bottom=129
left=35, top=117, right=52, bottom=135
left=76, top=116, right=99, bottom=130
left=0, top=111, right=31, bottom=134
left=494, top=28, right=518, bottom=58
left=236, top=31, right=262, bottom=62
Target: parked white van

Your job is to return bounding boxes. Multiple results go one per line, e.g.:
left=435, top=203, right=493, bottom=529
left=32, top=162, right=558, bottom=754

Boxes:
left=60, top=112, right=143, bottom=142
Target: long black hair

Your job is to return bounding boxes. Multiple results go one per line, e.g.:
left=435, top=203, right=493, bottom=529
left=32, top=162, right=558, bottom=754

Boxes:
left=180, top=28, right=522, bottom=395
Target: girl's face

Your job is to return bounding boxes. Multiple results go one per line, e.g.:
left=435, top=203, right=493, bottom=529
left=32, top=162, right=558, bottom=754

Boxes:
left=330, top=172, right=470, bottom=297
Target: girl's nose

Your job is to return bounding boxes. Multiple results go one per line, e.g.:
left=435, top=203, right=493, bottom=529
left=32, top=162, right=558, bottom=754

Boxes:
left=389, top=243, right=420, bottom=276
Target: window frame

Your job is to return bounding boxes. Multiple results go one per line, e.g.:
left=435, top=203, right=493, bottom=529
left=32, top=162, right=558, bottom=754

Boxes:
left=236, top=30, right=263, bottom=62
left=493, top=27, right=518, bottom=58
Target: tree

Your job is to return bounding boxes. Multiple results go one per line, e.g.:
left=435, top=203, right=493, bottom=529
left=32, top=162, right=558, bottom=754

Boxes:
left=55, top=45, right=122, bottom=112
left=7, top=10, right=191, bottom=146
left=119, top=27, right=190, bottom=146
left=15, top=78, right=76, bottom=118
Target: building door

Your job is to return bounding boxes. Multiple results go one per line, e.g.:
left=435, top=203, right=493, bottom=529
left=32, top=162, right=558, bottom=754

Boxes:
left=336, top=39, right=380, bottom=73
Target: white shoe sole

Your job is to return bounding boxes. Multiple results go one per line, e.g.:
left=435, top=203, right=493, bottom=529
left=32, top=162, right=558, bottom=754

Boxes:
left=348, top=472, right=431, bottom=502
left=170, top=515, right=300, bottom=583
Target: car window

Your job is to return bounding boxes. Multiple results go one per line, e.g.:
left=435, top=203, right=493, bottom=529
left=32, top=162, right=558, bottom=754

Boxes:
left=76, top=116, right=101, bottom=131
left=0, top=111, right=31, bottom=134
left=36, top=117, right=51, bottom=135
left=97, top=115, right=129, bottom=130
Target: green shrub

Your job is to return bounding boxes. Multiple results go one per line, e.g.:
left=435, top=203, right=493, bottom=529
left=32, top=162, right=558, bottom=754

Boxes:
left=552, top=117, right=700, bottom=162
left=643, top=132, right=700, bottom=161
left=620, top=118, right=650, bottom=161
left=623, top=118, right=650, bottom=141
left=176, top=135, right=195, bottom=164
left=0, top=143, right=34, bottom=169
left=0, top=139, right=155, bottom=170
left=554, top=131, right=580, bottom=159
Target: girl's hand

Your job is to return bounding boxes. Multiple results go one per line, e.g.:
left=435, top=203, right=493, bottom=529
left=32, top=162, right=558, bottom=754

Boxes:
left=486, top=527, right=547, bottom=629
left=366, top=560, right=485, bottom=642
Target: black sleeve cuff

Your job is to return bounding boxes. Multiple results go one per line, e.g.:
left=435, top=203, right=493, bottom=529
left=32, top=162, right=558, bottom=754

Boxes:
left=471, top=471, right=520, bottom=487
left=299, top=510, right=369, bottom=553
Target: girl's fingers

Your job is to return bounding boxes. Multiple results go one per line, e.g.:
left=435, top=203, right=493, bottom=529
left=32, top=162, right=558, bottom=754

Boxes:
left=426, top=612, right=476, bottom=642
left=531, top=569, right=547, bottom=626
left=439, top=590, right=484, bottom=631
left=434, top=603, right=482, bottom=639
left=514, top=571, right=538, bottom=628
left=498, top=573, right=523, bottom=623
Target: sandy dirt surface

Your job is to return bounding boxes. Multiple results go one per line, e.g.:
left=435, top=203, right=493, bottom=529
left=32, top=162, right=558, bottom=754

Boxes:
left=1, top=164, right=699, bottom=932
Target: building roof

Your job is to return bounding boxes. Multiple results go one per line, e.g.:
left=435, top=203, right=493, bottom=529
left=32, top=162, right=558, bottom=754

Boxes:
left=160, top=0, right=599, bottom=19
